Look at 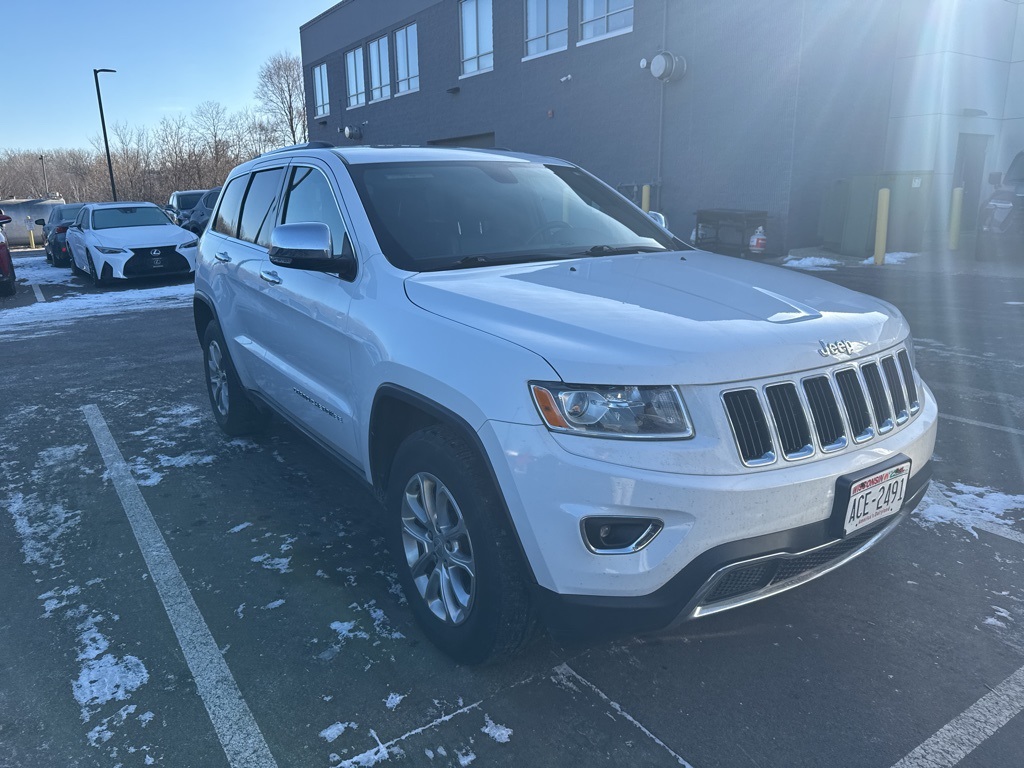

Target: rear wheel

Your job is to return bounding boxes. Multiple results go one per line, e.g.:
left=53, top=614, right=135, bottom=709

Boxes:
left=202, top=320, right=268, bottom=436
left=385, top=425, right=535, bottom=664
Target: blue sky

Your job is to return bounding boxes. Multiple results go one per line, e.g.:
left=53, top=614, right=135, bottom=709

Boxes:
left=1, top=0, right=333, bottom=151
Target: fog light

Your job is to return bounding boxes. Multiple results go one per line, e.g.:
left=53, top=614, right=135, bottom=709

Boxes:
left=582, top=517, right=663, bottom=554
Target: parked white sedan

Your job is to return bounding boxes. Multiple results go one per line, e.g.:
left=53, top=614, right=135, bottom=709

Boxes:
left=66, top=202, right=199, bottom=286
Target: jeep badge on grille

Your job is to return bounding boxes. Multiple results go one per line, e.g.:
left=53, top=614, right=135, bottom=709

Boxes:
left=818, top=339, right=857, bottom=357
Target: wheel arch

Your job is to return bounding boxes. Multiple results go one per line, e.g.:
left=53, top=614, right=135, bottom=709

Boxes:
left=193, top=292, right=217, bottom=343
left=368, top=384, right=538, bottom=585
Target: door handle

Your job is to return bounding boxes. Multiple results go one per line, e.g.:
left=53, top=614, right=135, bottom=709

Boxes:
left=260, top=269, right=282, bottom=285
left=214, top=251, right=231, bottom=263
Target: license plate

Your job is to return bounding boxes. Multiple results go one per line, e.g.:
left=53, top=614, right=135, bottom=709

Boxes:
left=843, top=461, right=911, bottom=535
left=151, top=257, right=164, bottom=267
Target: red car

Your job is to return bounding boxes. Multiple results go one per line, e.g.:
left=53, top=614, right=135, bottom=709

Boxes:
left=0, top=213, right=16, bottom=297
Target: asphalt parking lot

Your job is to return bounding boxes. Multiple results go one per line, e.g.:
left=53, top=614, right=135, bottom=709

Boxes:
left=1, top=250, right=1023, bottom=768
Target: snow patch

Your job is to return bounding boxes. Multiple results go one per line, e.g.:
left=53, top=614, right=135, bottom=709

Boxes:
left=329, top=620, right=370, bottom=643
left=228, top=522, right=253, bottom=534
left=37, top=444, right=88, bottom=467
left=251, top=554, right=292, bottom=573
left=5, top=491, right=81, bottom=568
left=861, top=251, right=918, bottom=265
left=320, top=721, right=358, bottom=742
left=86, top=704, right=136, bottom=748
left=155, top=451, right=215, bottom=469
left=914, top=482, right=1023, bottom=538
left=263, top=599, right=285, bottom=610
left=384, top=692, right=406, bottom=711
left=481, top=714, right=512, bottom=743
left=72, top=654, right=149, bottom=717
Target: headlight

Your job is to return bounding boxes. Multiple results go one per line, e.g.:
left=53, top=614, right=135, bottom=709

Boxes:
left=180, top=239, right=198, bottom=249
left=530, top=382, right=694, bottom=439
left=95, top=246, right=126, bottom=254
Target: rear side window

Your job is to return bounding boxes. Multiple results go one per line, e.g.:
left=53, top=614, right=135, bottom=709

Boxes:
left=213, top=176, right=247, bottom=237
left=239, top=169, right=284, bottom=247
left=281, top=166, right=349, bottom=257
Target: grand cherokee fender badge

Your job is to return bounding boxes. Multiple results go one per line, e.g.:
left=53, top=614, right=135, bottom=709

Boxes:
left=818, top=339, right=859, bottom=358
left=293, top=388, right=343, bottom=421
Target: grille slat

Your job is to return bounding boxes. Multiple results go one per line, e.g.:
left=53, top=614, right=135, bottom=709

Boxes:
left=862, top=363, right=894, bottom=433
left=881, top=356, right=908, bottom=422
left=803, top=376, right=846, bottom=450
left=723, top=390, right=774, bottom=465
left=897, top=350, right=920, bottom=413
left=835, top=368, right=872, bottom=441
left=723, top=346, right=920, bottom=465
left=765, top=383, right=812, bottom=459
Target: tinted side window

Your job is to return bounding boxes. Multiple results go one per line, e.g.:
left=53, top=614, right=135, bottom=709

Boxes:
left=213, top=175, right=247, bottom=237
left=282, top=166, right=349, bottom=257
left=239, top=169, right=284, bottom=247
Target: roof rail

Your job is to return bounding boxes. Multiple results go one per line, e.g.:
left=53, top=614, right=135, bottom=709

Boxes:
left=260, top=141, right=334, bottom=156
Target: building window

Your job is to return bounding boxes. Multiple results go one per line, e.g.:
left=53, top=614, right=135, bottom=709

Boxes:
left=368, top=35, right=391, bottom=101
left=345, top=48, right=365, bottom=108
left=460, top=0, right=493, bottom=75
left=395, top=23, right=420, bottom=93
left=313, top=63, right=329, bottom=117
left=580, top=0, right=633, bottom=41
left=525, top=0, right=568, bottom=57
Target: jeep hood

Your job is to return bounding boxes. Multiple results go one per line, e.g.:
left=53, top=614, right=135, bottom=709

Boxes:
left=404, top=250, right=909, bottom=385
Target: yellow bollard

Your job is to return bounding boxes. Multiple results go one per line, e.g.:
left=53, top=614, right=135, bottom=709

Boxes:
left=873, top=188, right=890, bottom=265
left=28, top=229, right=36, bottom=249
left=641, top=184, right=651, bottom=213
left=949, top=186, right=963, bottom=251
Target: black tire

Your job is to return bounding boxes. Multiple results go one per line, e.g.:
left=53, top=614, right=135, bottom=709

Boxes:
left=202, top=320, right=268, bottom=436
left=385, top=425, right=535, bottom=664
left=0, top=280, right=14, bottom=297
left=87, top=254, right=107, bottom=287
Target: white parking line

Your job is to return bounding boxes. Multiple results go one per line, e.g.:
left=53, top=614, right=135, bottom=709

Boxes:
left=555, top=664, right=694, bottom=767
left=82, top=404, right=279, bottom=768
left=940, top=414, right=1024, bottom=438
left=891, top=664, right=1024, bottom=768
left=31, top=283, right=45, bottom=302
left=974, top=520, right=1024, bottom=546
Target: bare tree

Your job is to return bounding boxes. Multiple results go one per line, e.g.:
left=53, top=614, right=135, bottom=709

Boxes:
left=255, top=52, right=308, bottom=146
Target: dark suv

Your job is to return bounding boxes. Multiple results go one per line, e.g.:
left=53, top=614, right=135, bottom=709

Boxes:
left=181, top=187, right=220, bottom=235
left=165, top=189, right=206, bottom=226
left=36, top=203, right=85, bottom=266
left=977, top=152, right=1024, bottom=261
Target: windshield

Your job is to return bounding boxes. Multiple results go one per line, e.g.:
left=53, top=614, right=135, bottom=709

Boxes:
left=175, top=192, right=204, bottom=210
left=92, top=206, right=174, bottom=230
left=348, top=160, right=677, bottom=271
left=55, top=204, right=84, bottom=223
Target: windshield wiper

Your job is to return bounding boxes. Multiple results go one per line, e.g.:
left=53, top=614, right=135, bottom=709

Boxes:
left=448, top=252, right=576, bottom=270
left=578, top=244, right=669, bottom=256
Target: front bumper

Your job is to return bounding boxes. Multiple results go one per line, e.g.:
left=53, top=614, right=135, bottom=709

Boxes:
left=478, top=383, right=937, bottom=636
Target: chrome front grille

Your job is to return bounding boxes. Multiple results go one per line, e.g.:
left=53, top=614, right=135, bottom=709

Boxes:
left=723, top=347, right=921, bottom=466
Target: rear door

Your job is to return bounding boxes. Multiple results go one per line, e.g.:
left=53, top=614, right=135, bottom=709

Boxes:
left=249, top=158, right=361, bottom=462
left=202, top=165, right=286, bottom=391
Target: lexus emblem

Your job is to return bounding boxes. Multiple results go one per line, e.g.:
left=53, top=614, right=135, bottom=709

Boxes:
left=150, top=249, right=162, bottom=256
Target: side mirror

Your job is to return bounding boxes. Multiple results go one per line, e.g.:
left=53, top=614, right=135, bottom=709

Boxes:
left=269, top=222, right=357, bottom=278
left=647, top=211, right=668, bottom=228
left=988, top=171, right=1003, bottom=186
left=0, top=215, right=11, bottom=226
left=35, top=218, right=46, bottom=226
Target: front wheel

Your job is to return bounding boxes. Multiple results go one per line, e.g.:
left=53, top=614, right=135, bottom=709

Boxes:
left=386, top=426, right=535, bottom=664
left=202, top=321, right=268, bottom=436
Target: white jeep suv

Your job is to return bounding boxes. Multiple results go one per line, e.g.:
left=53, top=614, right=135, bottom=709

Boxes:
left=194, top=144, right=937, bottom=664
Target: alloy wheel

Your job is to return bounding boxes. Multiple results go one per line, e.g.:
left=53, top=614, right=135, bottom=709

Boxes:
left=207, top=339, right=230, bottom=417
left=401, top=472, right=476, bottom=625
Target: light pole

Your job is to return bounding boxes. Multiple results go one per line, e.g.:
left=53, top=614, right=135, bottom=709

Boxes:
left=93, top=68, right=117, bottom=202
left=39, top=154, right=48, bottom=195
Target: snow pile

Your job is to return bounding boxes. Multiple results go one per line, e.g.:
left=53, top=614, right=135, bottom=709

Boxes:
left=914, top=482, right=1023, bottom=537
left=13, top=255, right=77, bottom=285
left=782, top=256, right=841, bottom=271
left=0, top=281, right=192, bottom=337
left=861, top=252, right=919, bottom=265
